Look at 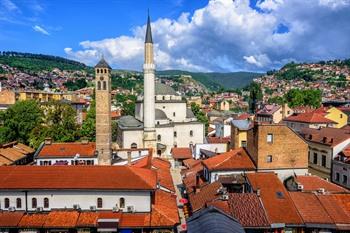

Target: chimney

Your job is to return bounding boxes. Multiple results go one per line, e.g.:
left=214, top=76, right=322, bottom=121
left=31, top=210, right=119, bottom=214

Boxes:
left=81, top=138, right=89, bottom=144
left=282, top=104, right=286, bottom=119
left=127, top=151, right=132, bottom=165
left=322, top=137, right=327, bottom=143
left=44, top=138, right=52, bottom=145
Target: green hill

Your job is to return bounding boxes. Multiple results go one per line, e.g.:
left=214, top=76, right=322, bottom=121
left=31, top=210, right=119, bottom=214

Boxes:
left=0, top=51, right=91, bottom=72
left=157, top=70, right=263, bottom=91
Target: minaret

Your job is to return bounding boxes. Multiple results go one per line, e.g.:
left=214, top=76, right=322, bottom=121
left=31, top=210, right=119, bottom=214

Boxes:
left=143, top=14, right=157, bottom=151
left=95, top=57, right=112, bottom=165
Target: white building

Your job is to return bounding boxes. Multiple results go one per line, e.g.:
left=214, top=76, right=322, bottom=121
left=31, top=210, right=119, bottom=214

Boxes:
left=116, top=16, right=204, bottom=156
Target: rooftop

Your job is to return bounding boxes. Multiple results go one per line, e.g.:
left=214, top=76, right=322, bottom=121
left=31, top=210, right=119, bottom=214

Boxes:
left=300, top=127, right=350, bottom=147
left=295, top=175, right=348, bottom=193
left=171, top=147, right=192, bottom=160
left=0, top=166, right=156, bottom=190
left=37, top=142, right=96, bottom=158
left=284, top=112, right=335, bottom=124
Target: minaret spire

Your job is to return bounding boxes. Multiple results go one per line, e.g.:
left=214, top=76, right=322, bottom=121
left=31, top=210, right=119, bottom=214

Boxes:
left=145, top=11, right=153, bottom=44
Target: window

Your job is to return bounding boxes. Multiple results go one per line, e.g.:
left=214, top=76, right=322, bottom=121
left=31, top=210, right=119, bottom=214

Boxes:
left=190, top=130, right=193, bottom=137
left=97, top=81, right=101, bottom=90
left=267, top=134, right=273, bottom=143
left=313, top=153, right=318, bottom=164
left=340, top=114, right=343, bottom=118
left=131, top=143, right=137, bottom=149
left=241, top=141, right=247, bottom=147
left=157, top=135, right=161, bottom=141
left=16, top=198, right=22, bottom=208
left=321, top=155, right=326, bottom=167
left=103, top=81, right=107, bottom=90
left=173, top=112, right=176, bottom=117
left=336, top=172, right=340, bottom=181
left=97, top=69, right=100, bottom=74
left=266, top=155, right=273, bottom=163
left=32, top=198, right=37, bottom=208
left=343, top=175, right=348, bottom=184
left=44, top=198, right=49, bottom=208
left=4, top=198, right=9, bottom=208
left=97, top=198, right=103, bottom=208
left=119, top=198, right=125, bottom=208
left=174, top=131, right=177, bottom=137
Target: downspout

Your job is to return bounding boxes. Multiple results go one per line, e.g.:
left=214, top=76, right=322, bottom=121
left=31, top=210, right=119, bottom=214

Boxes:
left=25, top=191, right=28, bottom=212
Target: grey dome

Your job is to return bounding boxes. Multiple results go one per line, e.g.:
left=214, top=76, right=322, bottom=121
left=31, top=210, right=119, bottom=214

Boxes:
left=155, top=83, right=177, bottom=96
left=155, top=109, right=168, bottom=120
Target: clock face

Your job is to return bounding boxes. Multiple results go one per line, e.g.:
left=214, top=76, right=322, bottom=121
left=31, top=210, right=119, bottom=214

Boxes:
left=100, top=77, right=104, bottom=81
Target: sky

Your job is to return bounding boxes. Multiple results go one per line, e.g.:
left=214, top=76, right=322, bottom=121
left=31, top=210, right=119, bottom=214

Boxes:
left=1, top=0, right=350, bottom=72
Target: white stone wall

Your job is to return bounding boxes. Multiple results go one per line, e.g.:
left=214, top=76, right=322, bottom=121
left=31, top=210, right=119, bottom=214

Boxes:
left=257, top=168, right=309, bottom=181
left=174, top=123, right=204, bottom=148
left=36, top=158, right=98, bottom=166
left=155, top=126, right=175, bottom=155
left=0, top=190, right=151, bottom=212
left=155, top=102, right=187, bottom=122
left=121, top=130, right=144, bottom=149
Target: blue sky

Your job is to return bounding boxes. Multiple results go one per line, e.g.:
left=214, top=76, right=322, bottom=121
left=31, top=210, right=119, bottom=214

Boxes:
left=1, top=0, right=350, bottom=72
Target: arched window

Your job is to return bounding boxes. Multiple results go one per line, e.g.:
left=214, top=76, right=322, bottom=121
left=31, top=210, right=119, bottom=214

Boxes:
left=16, top=198, right=22, bottom=208
left=190, top=130, right=193, bottom=137
left=97, top=69, right=100, bottom=74
left=97, top=81, right=101, bottom=90
left=157, top=135, right=161, bottom=141
left=32, top=198, right=37, bottom=208
left=44, top=198, right=49, bottom=208
left=131, top=143, right=137, bottom=149
left=97, top=198, right=103, bottom=208
left=162, top=96, right=165, bottom=100
left=104, top=69, right=107, bottom=74
left=4, top=198, right=9, bottom=208
left=174, top=131, right=177, bottom=137
left=119, top=198, right=125, bottom=208
left=103, top=81, right=107, bottom=90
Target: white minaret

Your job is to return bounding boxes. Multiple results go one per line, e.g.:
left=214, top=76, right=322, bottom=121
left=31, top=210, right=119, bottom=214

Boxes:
left=143, top=14, right=157, bottom=151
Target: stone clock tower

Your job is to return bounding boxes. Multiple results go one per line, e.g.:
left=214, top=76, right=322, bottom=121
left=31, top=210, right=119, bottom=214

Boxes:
left=95, top=57, right=112, bottom=165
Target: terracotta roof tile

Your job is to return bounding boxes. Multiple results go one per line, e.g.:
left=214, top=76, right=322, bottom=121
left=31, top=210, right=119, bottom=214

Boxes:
left=247, top=173, right=303, bottom=225
left=295, top=175, right=348, bottom=193
left=38, top=142, right=96, bottom=158
left=18, top=213, right=48, bottom=228
left=0, top=211, right=24, bottom=227
left=284, top=112, right=335, bottom=124
left=207, top=137, right=231, bottom=144
left=43, top=211, right=79, bottom=228
left=119, top=213, right=150, bottom=227
left=183, top=158, right=201, bottom=169
left=289, top=192, right=333, bottom=224
left=0, top=166, right=156, bottom=190
left=202, top=148, right=256, bottom=172
left=228, top=193, right=270, bottom=228
left=151, top=190, right=180, bottom=227
left=171, top=147, right=192, bottom=160
left=189, top=181, right=222, bottom=212
left=317, top=195, right=350, bottom=225
left=300, top=127, right=350, bottom=148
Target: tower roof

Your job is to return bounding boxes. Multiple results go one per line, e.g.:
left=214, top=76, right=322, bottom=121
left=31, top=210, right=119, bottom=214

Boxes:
left=145, top=14, right=153, bottom=43
left=95, top=57, right=112, bottom=69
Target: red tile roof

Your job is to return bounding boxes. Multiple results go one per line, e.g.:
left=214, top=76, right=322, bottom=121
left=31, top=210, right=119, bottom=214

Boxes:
left=171, top=147, right=192, bottom=160
left=202, top=148, right=255, bottom=172
left=0, top=166, right=156, bottom=190
left=152, top=158, right=175, bottom=193
left=151, top=190, right=180, bottom=227
left=289, top=192, right=333, bottom=225
left=257, top=104, right=281, bottom=115
left=295, top=175, right=348, bottom=193
left=227, top=193, right=270, bottom=228
left=236, top=113, right=251, bottom=120
left=247, top=173, right=303, bottom=225
left=284, top=112, right=335, bottom=124
left=317, top=195, right=350, bottom=225
left=183, top=158, right=201, bottom=169
left=43, top=211, right=80, bottom=228
left=300, top=127, right=350, bottom=147
left=207, top=136, right=231, bottom=144
left=189, top=181, right=222, bottom=212
left=18, top=213, right=48, bottom=228
left=38, top=142, right=96, bottom=158
left=0, top=211, right=24, bottom=227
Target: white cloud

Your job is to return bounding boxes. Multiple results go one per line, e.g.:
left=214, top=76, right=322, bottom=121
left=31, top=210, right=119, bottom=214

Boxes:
left=33, top=25, right=50, bottom=35
left=1, top=0, right=19, bottom=12
left=65, top=0, right=350, bottom=72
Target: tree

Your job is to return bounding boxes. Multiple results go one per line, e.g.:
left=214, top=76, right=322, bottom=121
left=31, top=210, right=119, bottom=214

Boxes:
left=80, top=100, right=96, bottom=141
left=0, top=100, right=43, bottom=145
left=191, top=103, right=209, bottom=134
left=115, top=93, right=136, bottom=116
left=248, top=82, right=262, bottom=113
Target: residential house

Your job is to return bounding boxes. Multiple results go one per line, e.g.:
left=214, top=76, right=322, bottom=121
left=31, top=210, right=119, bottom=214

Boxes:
left=332, top=146, right=350, bottom=189
left=230, top=119, right=252, bottom=149
left=314, top=107, right=348, bottom=128
left=284, top=112, right=335, bottom=133
left=300, top=127, right=350, bottom=179
left=246, top=123, right=309, bottom=180
left=0, top=89, right=15, bottom=111
left=171, top=147, right=192, bottom=167
left=256, top=104, right=293, bottom=124
left=0, top=141, right=35, bottom=166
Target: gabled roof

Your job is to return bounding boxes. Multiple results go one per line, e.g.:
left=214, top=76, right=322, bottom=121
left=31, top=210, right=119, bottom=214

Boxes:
left=202, top=148, right=255, bottom=172
left=171, top=147, right=192, bottom=160
left=257, top=104, right=281, bottom=116
left=0, top=166, right=157, bottom=190
left=246, top=173, right=303, bottom=226
left=300, top=127, right=350, bottom=147
left=37, top=142, right=96, bottom=158
left=295, top=175, right=348, bottom=193
left=189, top=181, right=222, bottom=212
left=94, top=57, right=111, bottom=69
left=284, top=112, right=335, bottom=124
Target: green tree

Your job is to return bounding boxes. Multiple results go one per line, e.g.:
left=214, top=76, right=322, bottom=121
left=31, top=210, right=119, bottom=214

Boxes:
left=80, top=100, right=96, bottom=141
left=248, top=82, right=262, bottom=113
left=0, top=100, right=43, bottom=145
left=191, top=103, right=209, bottom=134
left=115, top=93, right=136, bottom=116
